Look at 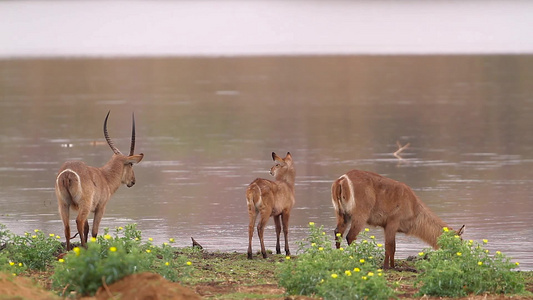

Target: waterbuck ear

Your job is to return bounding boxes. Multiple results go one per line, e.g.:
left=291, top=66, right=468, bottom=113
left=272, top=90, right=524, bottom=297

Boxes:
left=126, top=153, right=144, bottom=164
left=285, top=152, right=292, bottom=160
left=456, top=225, right=466, bottom=236
left=272, top=152, right=283, bottom=163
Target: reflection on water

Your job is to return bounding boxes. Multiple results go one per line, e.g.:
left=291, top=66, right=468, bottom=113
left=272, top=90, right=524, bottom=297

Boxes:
left=1, top=55, right=533, bottom=270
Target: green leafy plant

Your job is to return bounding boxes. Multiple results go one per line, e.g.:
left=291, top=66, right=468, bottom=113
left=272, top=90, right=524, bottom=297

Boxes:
left=51, top=224, right=193, bottom=296
left=415, top=228, right=525, bottom=297
left=278, top=222, right=395, bottom=299
left=4, top=229, right=62, bottom=271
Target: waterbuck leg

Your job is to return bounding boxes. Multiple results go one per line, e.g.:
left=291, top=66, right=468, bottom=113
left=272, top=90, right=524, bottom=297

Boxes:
left=346, top=218, right=366, bottom=246
left=274, top=215, right=282, bottom=255
left=59, top=203, right=71, bottom=251
left=384, top=220, right=400, bottom=269
left=334, top=213, right=350, bottom=248
left=247, top=205, right=258, bottom=259
left=83, top=219, right=89, bottom=244
left=281, top=212, right=290, bottom=256
left=92, top=207, right=106, bottom=239
left=257, top=210, right=270, bottom=258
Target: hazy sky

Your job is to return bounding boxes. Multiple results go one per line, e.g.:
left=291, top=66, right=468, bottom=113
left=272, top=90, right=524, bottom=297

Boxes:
left=2, top=1, right=533, bottom=58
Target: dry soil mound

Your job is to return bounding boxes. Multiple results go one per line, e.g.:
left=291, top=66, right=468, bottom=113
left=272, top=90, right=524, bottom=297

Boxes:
left=95, top=272, right=201, bottom=300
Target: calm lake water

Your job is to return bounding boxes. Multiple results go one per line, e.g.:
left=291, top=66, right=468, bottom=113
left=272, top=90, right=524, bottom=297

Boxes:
left=1, top=55, right=532, bottom=270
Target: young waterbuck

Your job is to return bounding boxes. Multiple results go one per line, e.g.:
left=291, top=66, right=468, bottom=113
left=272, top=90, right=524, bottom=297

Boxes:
left=247, top=152, right=295, bottom=259
left=55, top=111, right=144, bottom=251
left=332, top=169, right=465, bottom=269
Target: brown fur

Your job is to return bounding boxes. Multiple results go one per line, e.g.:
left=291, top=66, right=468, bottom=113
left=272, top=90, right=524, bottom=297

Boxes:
left=246, top=152, right=295, bottom=259
left=55, top=112, right=143, bottom=251
left=332, top=169, right=464, bottom=269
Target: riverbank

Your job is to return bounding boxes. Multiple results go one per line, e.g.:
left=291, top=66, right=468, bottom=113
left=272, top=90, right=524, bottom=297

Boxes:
left=4, top=250, right=532, bottom=299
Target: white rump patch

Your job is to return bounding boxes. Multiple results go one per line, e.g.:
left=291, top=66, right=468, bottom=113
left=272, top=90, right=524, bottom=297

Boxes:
left=339, top=174, right=355, bottom=213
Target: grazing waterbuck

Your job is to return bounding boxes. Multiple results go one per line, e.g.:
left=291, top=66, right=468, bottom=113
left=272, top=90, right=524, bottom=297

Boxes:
left=246, top=152, right=295, bottom=259
left=332, top=169, right=464, bottom=269
left=55, top=111, right=144, bottom=251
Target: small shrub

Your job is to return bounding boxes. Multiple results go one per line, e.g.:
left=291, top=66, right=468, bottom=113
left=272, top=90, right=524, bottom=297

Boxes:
left=4, top=229, right=62, bottom=271
left=278, top=222, right=395, bottom=299
left=52, top=241, right=150, bottom=296
left=415, top=228, right=525, bottom=297
left=51, top=224, right=193, bottom=296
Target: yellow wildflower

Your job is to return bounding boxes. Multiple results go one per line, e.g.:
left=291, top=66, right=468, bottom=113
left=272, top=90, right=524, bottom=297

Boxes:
left=109, top=247, right=117, bottom=252
left=18, top=263, right=22, bottom=267
left=318, top=247, right=324, bottom=251
left=331, top=273, right=338, bottom=279
left=359, top=259, right=365, bottom=263
left=58, top=259, right=65, bottom=263
left=146, top=249, right=151, bottom=253
left=515, top=262, right=520, bottom=266
left=73, top=247, right=81, bottom=256
left=456, top=252, right=462, bottom=256
left=377, top=243, right=383, bottom=247
left=90, top=237, right=97, bottom=242
left=339, top=247, right=344, bottom=251
left=368, top=272, right=374, bottom=277
left=353, top=267, right=361, bottom=272
left=443, top=227, right=449, bottom=232
left=364, top=228, right=369, bottom=232
left=9, top=262, right=14, bottom=266
left=311, top=243, right=316, bottom=247
left=186, top=261, right=192, bottom=266
left=309, top=222, right=315, bottom=226
left=483, top=239, right=488, bottom=244
left=418, top=252, right=425, bottom=256
left=335, top=232, right=341, bottom=237
left=165, top=262, right=170, bottom=266
left=478, top=261, right=483, bottom=266
left=148, top=237, right=153, bottom=242
left=370, top=235, right=375, bottom=239
left=104, top=234, right=112, bottom=240
left=49, top=233, right=55, bottom=237
left=285, top=256, right=291, bottom=260
left=362, top=276, right=368, bottom=280
left=169, top=238, right=175, bottom=242
left=34, top=229, right=39, bottom=233
left=56, top=235, right=61, bottom=239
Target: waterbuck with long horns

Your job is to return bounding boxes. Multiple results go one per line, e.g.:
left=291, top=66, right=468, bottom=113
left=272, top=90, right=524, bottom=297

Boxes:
left=55, top=111, right=144, bottom=251
left=247, top=152, right=295, bottom=259
left=332, top=169, right=464, bottom=269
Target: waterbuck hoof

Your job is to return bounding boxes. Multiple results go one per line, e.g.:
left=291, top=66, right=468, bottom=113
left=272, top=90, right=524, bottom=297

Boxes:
left=262, top=252, right=268, bottom=259
left=247, top=252, right=253, bottom=260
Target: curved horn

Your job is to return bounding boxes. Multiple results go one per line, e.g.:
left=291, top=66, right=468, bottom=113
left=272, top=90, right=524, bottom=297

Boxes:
left=103, top=111, right=121, bottom=155
left=129, top=112, right=136, bottom=156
